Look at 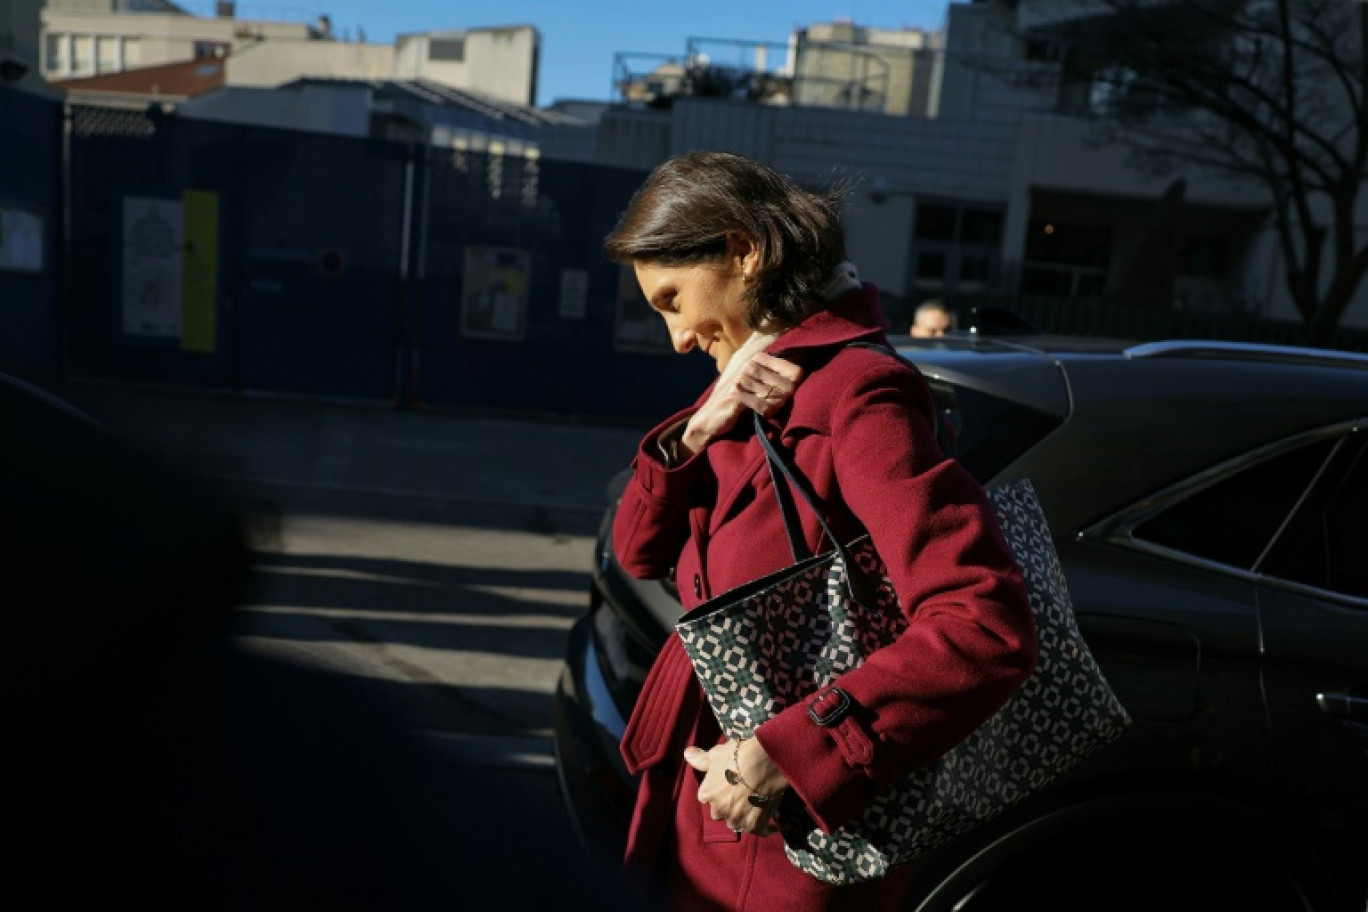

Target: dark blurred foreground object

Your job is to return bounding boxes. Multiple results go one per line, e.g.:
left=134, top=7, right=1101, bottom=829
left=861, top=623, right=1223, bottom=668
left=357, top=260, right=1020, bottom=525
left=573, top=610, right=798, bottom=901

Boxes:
left=1, top=372, right=253, bottom=906
left=0, top=374, right=647, bottom=910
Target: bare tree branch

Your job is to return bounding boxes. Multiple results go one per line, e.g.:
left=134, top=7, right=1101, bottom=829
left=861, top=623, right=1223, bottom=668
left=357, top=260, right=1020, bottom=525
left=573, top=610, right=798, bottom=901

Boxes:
left=984, top=0, right=1367, bottom=344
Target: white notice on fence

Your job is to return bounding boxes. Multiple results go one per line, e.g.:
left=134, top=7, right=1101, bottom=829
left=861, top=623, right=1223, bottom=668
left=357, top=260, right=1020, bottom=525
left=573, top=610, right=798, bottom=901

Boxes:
left=558, top=268, right=588, bottom=319
left=0, top=206, right=43, bottom=272
left=122, top=196, right=183, bottom=339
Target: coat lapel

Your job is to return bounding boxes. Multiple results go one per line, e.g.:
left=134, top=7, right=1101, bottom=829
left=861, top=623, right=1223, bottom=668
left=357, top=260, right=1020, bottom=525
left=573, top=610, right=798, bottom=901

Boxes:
left=703, top=283, right=888, bottom=535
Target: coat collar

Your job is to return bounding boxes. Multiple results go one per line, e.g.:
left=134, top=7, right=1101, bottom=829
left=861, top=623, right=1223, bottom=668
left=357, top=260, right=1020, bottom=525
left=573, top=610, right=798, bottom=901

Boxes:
left=704, top=283, right=890, bottom=535
left=767, top=283, right=889, bottom=358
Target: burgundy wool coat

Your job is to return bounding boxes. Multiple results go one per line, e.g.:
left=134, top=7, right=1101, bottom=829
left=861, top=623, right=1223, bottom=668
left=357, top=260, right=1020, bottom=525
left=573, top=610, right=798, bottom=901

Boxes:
left=615, top=284, right=1037, bottom=912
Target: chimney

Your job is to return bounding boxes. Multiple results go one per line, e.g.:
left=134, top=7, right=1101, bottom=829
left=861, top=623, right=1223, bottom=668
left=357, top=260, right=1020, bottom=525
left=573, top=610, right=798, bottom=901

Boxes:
left=216, top=2, right=236, bottom=18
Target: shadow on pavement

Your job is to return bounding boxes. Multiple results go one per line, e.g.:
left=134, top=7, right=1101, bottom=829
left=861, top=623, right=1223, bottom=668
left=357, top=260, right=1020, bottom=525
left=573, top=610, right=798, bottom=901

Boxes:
left=3, top=373, right=651, bottom=910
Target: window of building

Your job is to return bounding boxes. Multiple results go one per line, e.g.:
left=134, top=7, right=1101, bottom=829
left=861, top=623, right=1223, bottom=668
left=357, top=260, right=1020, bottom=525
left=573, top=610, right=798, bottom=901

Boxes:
left=71, top=35, right=94, bottom=74
left=194, top=41, right=229, bottom=59
left=916, top=251, right=946, bottom=282
left=959, top=254, right=993, bottom=285
left=430, top=38, right=466, bottom=62
left=914, top=204, right=957, bottom=241
left=1024, top=38, right=1063, bottom=63
left=1024, top=219, right=1110, bottom=267
left=44, top=34, right=66, bottom=73
left=1179, top=237, right=1230, bottom=278
left=910, top=201, right=1006, bottom=294
left=960, top=209, right=1003, bottom=246
left=96, top=36, right=121, bottom=73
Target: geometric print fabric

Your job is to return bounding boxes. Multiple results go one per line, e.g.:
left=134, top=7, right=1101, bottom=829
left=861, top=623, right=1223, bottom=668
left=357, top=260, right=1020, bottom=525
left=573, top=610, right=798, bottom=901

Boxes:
left=676, top=478, right=1132, bottom=884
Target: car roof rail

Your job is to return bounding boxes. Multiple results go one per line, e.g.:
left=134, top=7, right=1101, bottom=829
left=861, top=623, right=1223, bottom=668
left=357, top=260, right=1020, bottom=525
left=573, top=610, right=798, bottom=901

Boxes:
left=1124, top=339, right=1368, bottom=369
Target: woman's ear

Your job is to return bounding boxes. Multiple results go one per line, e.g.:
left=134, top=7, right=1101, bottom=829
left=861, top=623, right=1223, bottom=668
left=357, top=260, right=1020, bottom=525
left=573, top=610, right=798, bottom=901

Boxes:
left=726, top=231, right=761, bottom=280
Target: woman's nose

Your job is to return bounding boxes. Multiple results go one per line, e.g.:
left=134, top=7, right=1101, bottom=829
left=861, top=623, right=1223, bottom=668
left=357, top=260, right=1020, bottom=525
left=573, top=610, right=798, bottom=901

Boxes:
left=671, top=324, right=696, bottom=354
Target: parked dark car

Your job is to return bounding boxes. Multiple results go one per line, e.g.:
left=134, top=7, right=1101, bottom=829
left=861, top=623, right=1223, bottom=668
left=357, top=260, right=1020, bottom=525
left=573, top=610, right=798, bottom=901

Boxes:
left=553, top=335, right=1368, bottom=911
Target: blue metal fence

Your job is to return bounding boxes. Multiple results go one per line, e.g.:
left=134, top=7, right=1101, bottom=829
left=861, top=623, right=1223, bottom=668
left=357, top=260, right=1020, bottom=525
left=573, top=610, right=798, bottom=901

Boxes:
left=51, top=102, right=713, bottom=423
left=9, top=95, right=1362, bottom=423
left=0, top=87, right=62, bottom=379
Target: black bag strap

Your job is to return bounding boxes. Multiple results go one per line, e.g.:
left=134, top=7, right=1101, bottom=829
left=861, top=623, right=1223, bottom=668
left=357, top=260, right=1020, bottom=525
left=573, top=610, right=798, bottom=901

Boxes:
left=755, top=410, right=881, bottom=606
left=753, top=338, right=907, bottom=564
left=753, top=411, right=844, bottom=565
left=759, top=420, right=809, bottom=561
left=753, top=339, right=900, bottom=565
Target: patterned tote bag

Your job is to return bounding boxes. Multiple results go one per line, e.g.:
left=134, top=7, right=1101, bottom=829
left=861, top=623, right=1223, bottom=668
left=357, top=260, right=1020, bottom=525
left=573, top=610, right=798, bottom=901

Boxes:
left=674, top=413, right=1131, bottom=884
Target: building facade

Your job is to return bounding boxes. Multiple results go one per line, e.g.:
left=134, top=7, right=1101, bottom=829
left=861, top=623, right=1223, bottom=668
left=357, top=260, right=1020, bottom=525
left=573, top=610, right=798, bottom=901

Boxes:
left=26, top=0, right=1368, bottom=334
left=39, top=0, right=540, bottom=107
left=595, top=1, right=1366, bottom=332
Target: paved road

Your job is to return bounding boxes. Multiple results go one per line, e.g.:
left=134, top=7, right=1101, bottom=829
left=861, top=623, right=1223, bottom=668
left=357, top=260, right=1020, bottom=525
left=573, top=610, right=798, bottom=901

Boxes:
left=52, top=377, right=649, bottom=735
left=51, top=381, right=647, bottom=533
left=40, top=378, right=655, bottom=908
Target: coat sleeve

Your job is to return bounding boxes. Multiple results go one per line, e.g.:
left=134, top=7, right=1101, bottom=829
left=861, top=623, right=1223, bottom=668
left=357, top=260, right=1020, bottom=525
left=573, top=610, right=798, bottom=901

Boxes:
left=754, top=356, right=1038, bottom=834
left=612, top=408, right=707, bottom=580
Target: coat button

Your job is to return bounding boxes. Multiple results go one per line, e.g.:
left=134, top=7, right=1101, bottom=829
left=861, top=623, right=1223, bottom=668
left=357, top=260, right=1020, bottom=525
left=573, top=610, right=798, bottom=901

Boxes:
left=693, top=574, right=703, bottom=598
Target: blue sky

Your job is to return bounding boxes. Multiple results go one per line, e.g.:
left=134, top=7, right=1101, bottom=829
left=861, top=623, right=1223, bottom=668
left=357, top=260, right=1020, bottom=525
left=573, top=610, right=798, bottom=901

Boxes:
left=181, top=1, right=951, bottom=106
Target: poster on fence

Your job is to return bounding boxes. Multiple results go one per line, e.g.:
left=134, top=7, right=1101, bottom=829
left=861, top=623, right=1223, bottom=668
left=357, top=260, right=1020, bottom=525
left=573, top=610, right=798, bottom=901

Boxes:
left=558, top=268, right=588, bottom=320
left=121, top=195, right=184, bottom=340
left=613, top=265, right=673, bottom=354
left=119, top=192, right=219, bottom=351
left=0, top=205, right=44, bottom=273
left=461, top=246, right=529, bottom=340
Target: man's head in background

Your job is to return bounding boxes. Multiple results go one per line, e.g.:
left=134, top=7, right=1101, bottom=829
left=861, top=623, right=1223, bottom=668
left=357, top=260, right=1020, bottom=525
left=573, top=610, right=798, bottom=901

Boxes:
left=910, top=300, right=954, bottom=338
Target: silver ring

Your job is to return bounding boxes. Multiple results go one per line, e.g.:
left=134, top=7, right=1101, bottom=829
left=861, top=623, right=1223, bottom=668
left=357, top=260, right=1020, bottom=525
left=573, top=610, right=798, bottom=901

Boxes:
left=731, top=827, right=743, bottom=835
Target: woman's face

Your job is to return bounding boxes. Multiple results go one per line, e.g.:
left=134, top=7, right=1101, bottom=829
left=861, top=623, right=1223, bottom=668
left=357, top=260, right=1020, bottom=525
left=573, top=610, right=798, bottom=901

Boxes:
left=633, top=237, right=758, bottom=373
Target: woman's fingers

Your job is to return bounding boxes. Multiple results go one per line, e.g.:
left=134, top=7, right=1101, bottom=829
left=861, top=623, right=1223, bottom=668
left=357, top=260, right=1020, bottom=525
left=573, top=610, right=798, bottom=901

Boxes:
left=740, top=353, right=802, bottom=413
left=752, top=352, right=804, bottom=385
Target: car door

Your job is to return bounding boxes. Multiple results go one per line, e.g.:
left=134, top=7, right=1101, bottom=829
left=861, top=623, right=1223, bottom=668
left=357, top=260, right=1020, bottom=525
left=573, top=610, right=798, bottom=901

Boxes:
left=1251, top=427, right=1368, bottom=847
left=1081, top=426, right=1363, bottom=791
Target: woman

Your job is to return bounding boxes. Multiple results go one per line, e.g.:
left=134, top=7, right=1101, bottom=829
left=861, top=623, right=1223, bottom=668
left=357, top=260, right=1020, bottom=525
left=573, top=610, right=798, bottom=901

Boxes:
left=604, top=150, right=1037, bottom=912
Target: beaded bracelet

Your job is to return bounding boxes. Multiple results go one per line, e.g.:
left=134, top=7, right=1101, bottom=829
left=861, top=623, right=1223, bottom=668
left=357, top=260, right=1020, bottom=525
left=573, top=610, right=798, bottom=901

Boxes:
left=725, top=738, right=781, bottom=808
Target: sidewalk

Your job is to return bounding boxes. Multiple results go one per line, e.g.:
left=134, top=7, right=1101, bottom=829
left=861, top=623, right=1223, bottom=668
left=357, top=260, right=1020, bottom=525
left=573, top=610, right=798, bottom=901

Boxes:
left=42, top=379, right=650, bottom=536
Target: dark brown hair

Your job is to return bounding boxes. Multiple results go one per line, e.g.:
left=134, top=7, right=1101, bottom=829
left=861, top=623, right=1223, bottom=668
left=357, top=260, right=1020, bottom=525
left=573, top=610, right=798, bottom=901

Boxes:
left=603, top=150, right=848, bottom=329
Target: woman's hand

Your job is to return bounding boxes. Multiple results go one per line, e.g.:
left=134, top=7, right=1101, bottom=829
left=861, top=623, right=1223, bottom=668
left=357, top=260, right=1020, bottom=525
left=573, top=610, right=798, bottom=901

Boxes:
left=683, top=737, right=790, bottom=837
left=681, top=352, right=803, bottom=455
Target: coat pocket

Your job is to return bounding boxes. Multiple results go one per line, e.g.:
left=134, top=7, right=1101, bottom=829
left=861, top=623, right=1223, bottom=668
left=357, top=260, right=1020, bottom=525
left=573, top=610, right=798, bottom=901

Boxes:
left=700, top=804, right=743, bottom=844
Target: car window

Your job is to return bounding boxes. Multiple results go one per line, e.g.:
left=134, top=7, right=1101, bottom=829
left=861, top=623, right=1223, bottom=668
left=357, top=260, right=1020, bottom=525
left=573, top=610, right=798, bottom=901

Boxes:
left=1258, top=434, right=1368, bottom=600
left=925, top=381, right=1062, bottom=483
left=1131, top=437, right=1338, bottom=570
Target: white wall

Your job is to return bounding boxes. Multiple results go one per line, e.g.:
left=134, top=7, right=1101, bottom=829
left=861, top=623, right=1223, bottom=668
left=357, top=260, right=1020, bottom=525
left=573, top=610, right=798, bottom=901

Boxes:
left=393, top=26, right=538, bottom=106
left=40, top=8, right=314, bottom=78
left=843, top=193, right=917, bottom=297
left=225, top=39, right=394, bottom=87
